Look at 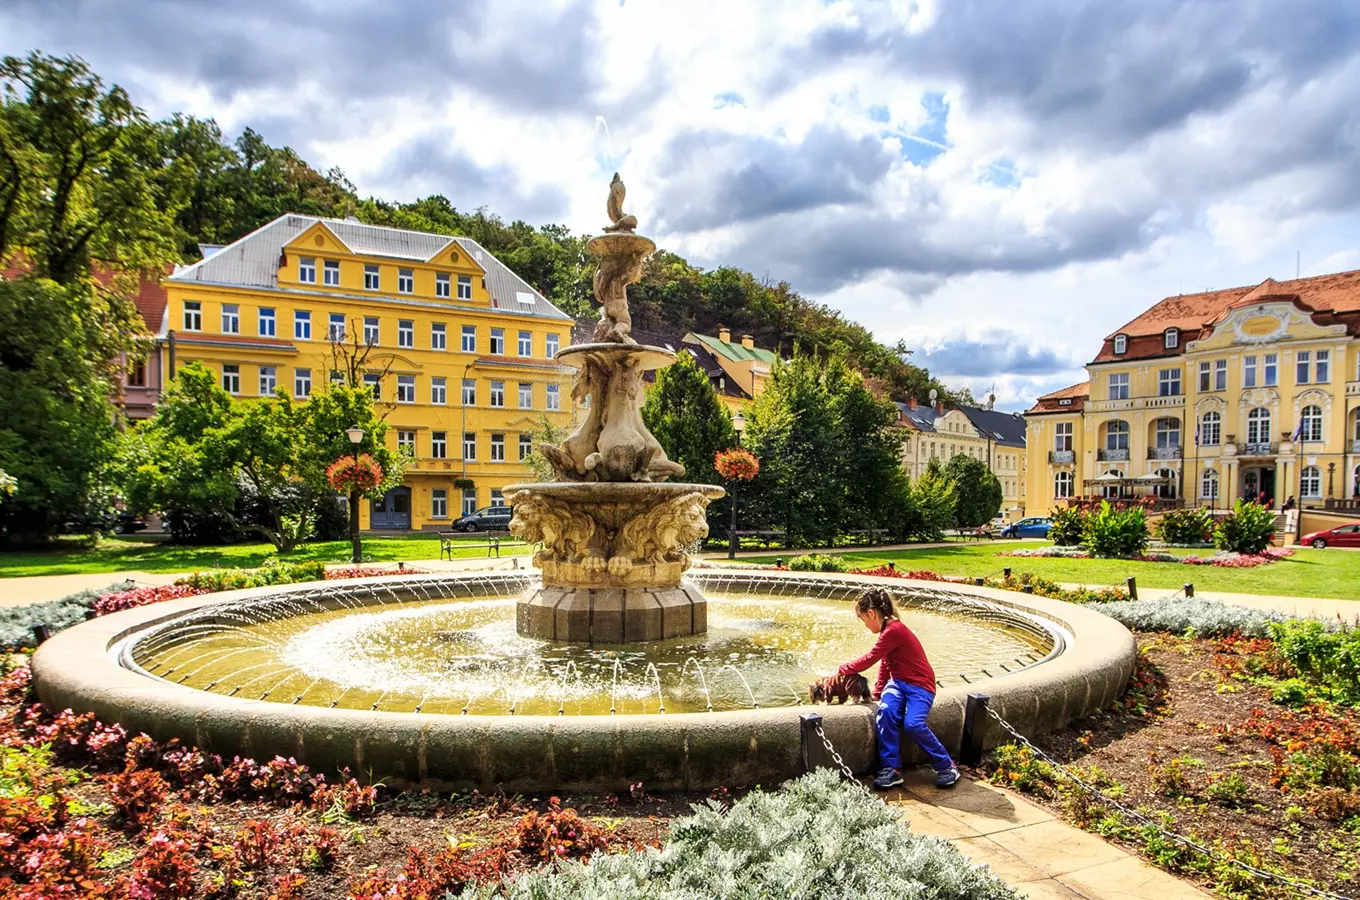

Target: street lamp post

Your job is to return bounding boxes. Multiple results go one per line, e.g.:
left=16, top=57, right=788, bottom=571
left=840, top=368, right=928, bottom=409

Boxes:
left=345, top=426, right=365, bottom=564
left=728, top=412, right=746, bottom=560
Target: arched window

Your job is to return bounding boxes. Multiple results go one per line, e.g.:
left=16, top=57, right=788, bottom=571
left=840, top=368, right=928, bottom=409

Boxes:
left=1353, top=411, right=1360, bottom=442
left=1300, top=405, right=1323, bottom=442
left=1246, top=407, right=1272, bottom=445
left=1201, top=469, right=1219, bottom=501
left=1054, top=471, right=1074, bottom=499
left=1156, top=467, right=1177, bottom=500
left=1105, top=419, right=1129, bottom=450
left=1199, top=411, right=1221, bottom=446
left=1101, top=469, right=1124, bottom=499
left=1154, top=417, right=1181, bottom=449
left=1301, top=465, right=1322, bottom=499
left=1113, top=334, right=1127, bottom=354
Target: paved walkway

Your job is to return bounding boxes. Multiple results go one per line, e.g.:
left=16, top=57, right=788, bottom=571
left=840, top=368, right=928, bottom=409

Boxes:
left=890, top=769, right=1211, bottom=898
left=1061, top=582, right=1360, bottom=623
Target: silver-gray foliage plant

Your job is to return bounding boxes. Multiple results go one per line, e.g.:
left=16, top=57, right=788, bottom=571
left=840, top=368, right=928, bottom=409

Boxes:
left=458, top=768, right=1018, bottom=899
left=0, top=580, right=133, bottom=651
left=1089, top=597, right=1293, bottom=638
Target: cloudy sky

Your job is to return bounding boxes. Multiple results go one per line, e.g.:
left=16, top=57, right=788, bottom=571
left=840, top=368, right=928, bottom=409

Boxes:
left=6, top=0, right=1360, bottom=410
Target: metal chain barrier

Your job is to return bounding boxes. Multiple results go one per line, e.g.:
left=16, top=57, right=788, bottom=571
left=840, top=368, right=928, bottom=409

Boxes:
left=984, top=707, right=1357, bottom=900
left=813, top=723, right=874, bottom=797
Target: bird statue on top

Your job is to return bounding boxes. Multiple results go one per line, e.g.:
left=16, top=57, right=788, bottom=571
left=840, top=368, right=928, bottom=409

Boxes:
left=591, top=172, right=648, bottom=344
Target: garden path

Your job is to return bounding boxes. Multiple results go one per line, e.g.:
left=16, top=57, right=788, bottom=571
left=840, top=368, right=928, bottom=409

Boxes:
left=890, top=769, right=1213, bottom=898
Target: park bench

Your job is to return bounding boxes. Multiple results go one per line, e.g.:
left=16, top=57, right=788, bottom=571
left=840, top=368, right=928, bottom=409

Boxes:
left=438, top=532, right=460, bottom=560
left=955, top=526, right=996, bottom=541
left=844, top=528, right=888, bottom=546
left=439, top=530, right=523, bottom=559
left=734, top=529, right=787, bottom=549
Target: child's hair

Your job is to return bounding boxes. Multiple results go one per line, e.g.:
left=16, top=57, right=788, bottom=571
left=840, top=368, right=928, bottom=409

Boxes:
left=855, top=588, right=897, bottom=621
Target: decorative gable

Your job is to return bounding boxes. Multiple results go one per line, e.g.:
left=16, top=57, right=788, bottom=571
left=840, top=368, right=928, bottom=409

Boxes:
left=284, top=222, right=351, bottom=257
left=1185, top=300, right=1345, bottom=353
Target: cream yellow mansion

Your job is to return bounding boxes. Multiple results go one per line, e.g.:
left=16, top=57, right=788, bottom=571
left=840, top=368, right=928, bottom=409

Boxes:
left=156, top=214, right=576, bottom=531
left=1025, top=269, right=1360, bottom=515
left=899, top=396, right=1028, bottom=520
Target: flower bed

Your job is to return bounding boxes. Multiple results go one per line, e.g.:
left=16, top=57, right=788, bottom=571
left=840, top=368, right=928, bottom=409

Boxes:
left=1000, top=546, right=1295, bottom=568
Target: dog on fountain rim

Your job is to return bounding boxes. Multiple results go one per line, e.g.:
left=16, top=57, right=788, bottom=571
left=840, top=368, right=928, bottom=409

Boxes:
left=809, top=673, right=871, bottom=704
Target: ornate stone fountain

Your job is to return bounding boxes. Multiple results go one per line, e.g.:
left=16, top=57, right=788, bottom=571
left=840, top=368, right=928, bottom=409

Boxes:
left=506, top=175, right=724, bottom=644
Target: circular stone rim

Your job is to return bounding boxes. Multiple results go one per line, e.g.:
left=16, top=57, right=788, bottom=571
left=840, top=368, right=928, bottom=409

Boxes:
left=554, top=342, right=676, bottom=372
left=504, top=482, right=726, bottom=501
left=29, top=570, right=1135, bottom=791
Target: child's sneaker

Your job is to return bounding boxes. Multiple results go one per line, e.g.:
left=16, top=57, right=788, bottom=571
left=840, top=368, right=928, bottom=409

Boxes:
left=872, top=767, right=904, bottom=789
left=935, top=766, right=961, bottom=788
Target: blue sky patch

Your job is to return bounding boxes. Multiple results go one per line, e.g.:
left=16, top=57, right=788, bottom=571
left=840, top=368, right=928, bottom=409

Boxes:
left=980, top=158, right=1021, bottom=189
left=713, top=91, right=745, bottom=108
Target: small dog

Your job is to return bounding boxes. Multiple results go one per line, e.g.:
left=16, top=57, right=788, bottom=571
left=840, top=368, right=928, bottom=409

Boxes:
left=808, top=673, right=871, bottom=705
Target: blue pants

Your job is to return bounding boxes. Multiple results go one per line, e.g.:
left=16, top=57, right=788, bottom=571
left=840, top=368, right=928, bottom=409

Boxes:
left=877, top=680, right=954, bottom=772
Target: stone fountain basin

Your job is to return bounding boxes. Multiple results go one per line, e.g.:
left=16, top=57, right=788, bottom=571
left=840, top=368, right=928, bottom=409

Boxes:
left=30, top=571, right=1135, bottom=792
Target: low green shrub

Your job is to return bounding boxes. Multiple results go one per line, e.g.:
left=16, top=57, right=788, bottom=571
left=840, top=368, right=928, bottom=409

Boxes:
left=1156, top=507, right=1213, bottom=545
left=1083, top=501, right=1148, bottom=558
left=787, top=554, right=848, bottom=573
left=177, top=559, right=326, bottom=592
left=0, top=581, right=134, bottom=651
left=1048, top=507, right=1087, bottom=547
left=1087, top=598, right=1289, bottom=638
left=1269, top=619, right=1360, bottom=704
left=459, top=768, right=1020, bottom=899
left=1213, top=500, right=1276, bottom=554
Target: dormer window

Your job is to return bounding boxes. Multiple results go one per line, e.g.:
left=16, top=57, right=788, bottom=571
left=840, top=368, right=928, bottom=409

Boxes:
left=1113, top=334, right=1127, bottom=355
left=1164, top=328, right=1178, bottom=349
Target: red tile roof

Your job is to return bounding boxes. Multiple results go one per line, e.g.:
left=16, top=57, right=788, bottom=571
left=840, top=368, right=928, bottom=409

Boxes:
left=1026, top=381, right=1089, bottom=415
left=1093, top=268, right=1360, bottom=363
left=2, top=260, right=168, bottom=334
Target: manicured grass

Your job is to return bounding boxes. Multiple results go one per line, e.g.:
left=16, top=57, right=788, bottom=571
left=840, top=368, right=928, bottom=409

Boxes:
left=746, top=542, right=1360, bottom=601
left=0, top=533, right=529, bottom=578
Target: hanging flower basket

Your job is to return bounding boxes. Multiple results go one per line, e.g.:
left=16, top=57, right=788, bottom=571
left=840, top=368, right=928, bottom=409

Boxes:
left=715, top=447, right=759, bottom=482
left=327, top=454, right=384, bottom=494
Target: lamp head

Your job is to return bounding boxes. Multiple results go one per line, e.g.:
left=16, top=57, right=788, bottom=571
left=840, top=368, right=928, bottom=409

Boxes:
left=732, top=411, right=747, bottom=434
left=345, top=426, right=365, bottom=445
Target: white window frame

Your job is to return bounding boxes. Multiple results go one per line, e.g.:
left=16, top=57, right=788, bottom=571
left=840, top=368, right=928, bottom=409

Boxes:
left=259, top=308, right=276, bottom=337
left=462, top=378, right=476, bottom=406
left=183, top=301, right=202, bottom=331
left=1296, top=350, right=1311, bottom=384
left=397, top=431, right=416, bottom=454
left=221, top=304, right=240, bottom=334
left=1215, top=359, right=1227, bottom=391
left=1200, top=411, right=1221, bottom=446
left=431, top=322, right=446, bottom=350
left=364, top=264, right=380, bottom=291
left=490, top=380, right=505, bottom=407
left=435, top=273, right=450, bottom=298
left=431, top=432, right=447, bottom=459
left=295, top=310, right=311, bottom=340
left=1054, top=421, right=1073, bottom=452
left=519, top=434, right=532, bottom=460
left=1113, top=334, right=1127, bottom=354
left=1108, top=373, right=1129, bottom=400
left=397, top=268, right=414, bottom=294
left=1164, top=328, right=1178, bottom=349
left=1154, top=417, right=1181, bottom=449
left=431, top=489, right=448, bottom=519
left=518, top=330, right=532, bottom=357
left=457, top=275, right=472, bottom=300
left=1198, top=361, right=1211, bottom=393
left=490, top=433, right=505, bottom=462
left=461, top=326, right=476, bottom=353
left=1053, top=470, right=1074, bottom=499
left=363, top=373, right=381, bottom=400
left=1301, top=465, right=1322, bottom=499
left=431, top=376, right=446, bottom=405
left=1301, top=404, right=1323, bottom=442
left=518, top=382, right=532, bottom=409
left=462, top=488, right=477, bottom=517
left=222, top=364, right=240, bottom=394
left=259, top=366, right=276, bottom=396
left=1201, top=469, right=1219, bottom=501
left=363, top=317, right=380, bottom=346
left=1105, top=419, right=1129, bottom=450
left=1246, top=407, right=1271, bottom=444
left=546, top=383, right=560, bottom=411
left=298, top=257, right=316, bottom=284
left=329, top=313, right=346, bottom=341
left=1264, top=352, right=1278, bottom=386
left=323, top=259, right=340, bottom=286
left=491, top=489, right=505, bottom=507
left=463, top=432, right=477, bottom=461
left=398, top=319, right=414, bottom=348
left=490, top=328, right=505, bottom=355
left=1316, top=350, right=1330, bottom=383
left=397, top=374, right=415, bottom=404
left=294, top=368, right=312, bottom=398
left=546, top=333, right=560, bottom=357
left=1158, top=368, right=1181, bottom=397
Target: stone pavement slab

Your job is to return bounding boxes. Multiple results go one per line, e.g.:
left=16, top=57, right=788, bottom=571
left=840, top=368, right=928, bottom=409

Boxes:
left=889, top=774, right=1214, bottom=899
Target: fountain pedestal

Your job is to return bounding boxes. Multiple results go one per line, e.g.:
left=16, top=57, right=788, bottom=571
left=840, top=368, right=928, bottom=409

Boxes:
left=507, top=174, right=726, bottom=645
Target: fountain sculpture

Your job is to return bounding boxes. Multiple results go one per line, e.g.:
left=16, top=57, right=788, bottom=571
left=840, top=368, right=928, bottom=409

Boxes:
left=507, top=175, right=724, bottom=644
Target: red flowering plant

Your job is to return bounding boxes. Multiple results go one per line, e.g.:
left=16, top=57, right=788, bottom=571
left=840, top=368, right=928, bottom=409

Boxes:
left=714, top=447, right=759, bottom=482
left=326, top=454, right=384, bottom=494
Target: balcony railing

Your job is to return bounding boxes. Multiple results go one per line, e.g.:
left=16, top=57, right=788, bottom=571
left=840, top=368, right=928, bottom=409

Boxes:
left=1236, top=441, right=1278, bottom=457
left=1097, top=448, right=1130, bottom=462
left=1048, top=450, right=1075, bottom=464
left=1325, top=498, right=1360, bottom=513
left=1145, top=395, right=1185, bottom=408
left=1147, top=446, right=1183, bottom=460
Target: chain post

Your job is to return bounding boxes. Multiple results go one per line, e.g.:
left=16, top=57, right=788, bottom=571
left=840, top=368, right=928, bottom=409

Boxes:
left=800, top=713, right=826, bottom=772
left=1184, top=582, right=1195, bottom=598
left=1126, top=576, right=1138, bottom=600
left=960, top=693, right=991, bottom=766
left=31, top=623, right=51, bottom=646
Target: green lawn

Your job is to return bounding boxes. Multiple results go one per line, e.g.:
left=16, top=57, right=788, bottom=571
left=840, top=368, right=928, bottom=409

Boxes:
left=0, top=533, right=529, bottom=578
left=745, top=543, right=1360, bottom=601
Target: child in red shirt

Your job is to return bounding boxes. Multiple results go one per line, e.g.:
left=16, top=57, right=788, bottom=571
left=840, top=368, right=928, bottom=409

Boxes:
left=838, top=588, right=959, bottom=790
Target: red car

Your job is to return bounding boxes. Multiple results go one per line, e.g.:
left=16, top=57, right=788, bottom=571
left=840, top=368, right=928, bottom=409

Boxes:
left=1300, top=523, right=1360, bottom=548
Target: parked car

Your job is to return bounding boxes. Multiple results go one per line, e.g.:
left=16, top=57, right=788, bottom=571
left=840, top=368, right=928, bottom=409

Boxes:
left=114, top=513, right=148, bottom=535
left=452, top=504, right=513, bottom=533
left=1299, top=522, right=1360, bottom=549
left=1000, top=517, right=1053, bottom=539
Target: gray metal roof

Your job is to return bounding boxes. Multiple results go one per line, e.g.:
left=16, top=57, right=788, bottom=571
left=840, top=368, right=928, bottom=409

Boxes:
left=895, top=401, right=1027, bottom=447
left=168, top=214, right=571, bottom=321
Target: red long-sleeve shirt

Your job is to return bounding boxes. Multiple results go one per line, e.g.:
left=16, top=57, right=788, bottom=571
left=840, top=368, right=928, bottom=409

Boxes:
left=838, top=619, right=937, bottom=698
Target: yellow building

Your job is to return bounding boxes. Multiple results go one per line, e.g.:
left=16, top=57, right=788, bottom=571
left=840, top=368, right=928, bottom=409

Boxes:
left=1024, top=269, right=1360, bottom=516
left=897, top=396, right=1028, bottom=520
left=160, top=214, right=575, bottom=531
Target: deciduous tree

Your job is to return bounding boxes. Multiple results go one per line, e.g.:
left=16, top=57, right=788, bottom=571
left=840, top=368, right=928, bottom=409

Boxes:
left=944, top=453, right=1003, bottom=528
